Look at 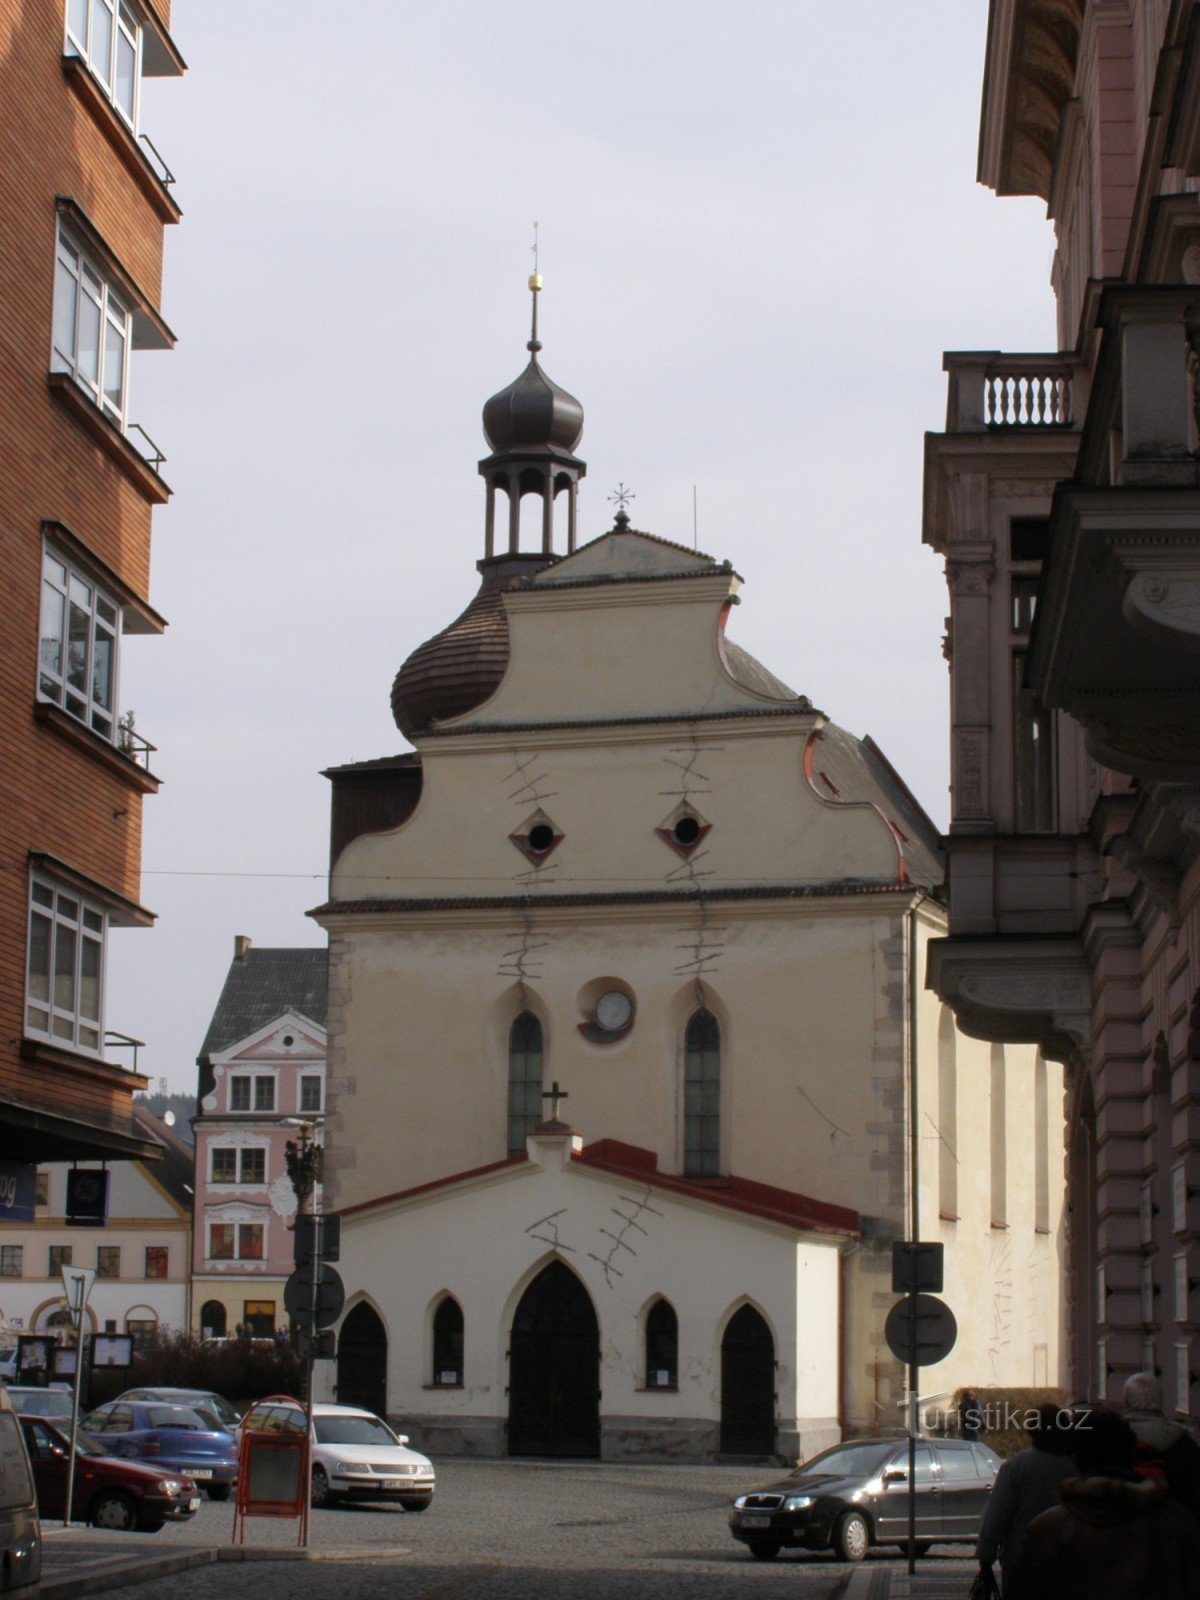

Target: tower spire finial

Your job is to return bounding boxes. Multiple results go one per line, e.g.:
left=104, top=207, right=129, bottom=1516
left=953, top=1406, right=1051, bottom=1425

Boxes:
left=527, top=221, right=542, bottom=354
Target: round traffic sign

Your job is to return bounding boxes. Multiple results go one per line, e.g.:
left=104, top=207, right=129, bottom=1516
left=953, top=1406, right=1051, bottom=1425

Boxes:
left=884, top=1293, right=957, bottom=1366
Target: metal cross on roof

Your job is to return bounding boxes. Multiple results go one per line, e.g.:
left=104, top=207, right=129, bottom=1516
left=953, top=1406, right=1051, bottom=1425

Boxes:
left=542, top=1080, right=569, bottom=1121
left=608, top=483, right=635, bottom=513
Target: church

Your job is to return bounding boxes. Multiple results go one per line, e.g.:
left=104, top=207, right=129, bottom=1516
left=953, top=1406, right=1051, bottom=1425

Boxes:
left=312, top=279, right=1066, bottom=1460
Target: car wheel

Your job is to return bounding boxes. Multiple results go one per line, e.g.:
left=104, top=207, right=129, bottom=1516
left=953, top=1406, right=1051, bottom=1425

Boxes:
left=746, top=1538, right=781, bottom=1560
left=399, top=1497, right=431, bottom=1512
left=90, top=1491, right=138, bottom=1532
left=207, top=1485, right=231, bottom=1502
left=833, top=1510, right=870, bottom=1563
left=311, top=1465, right=336, bottom=1508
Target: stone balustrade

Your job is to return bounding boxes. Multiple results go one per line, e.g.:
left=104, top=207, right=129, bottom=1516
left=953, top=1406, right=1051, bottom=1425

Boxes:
left=943, top=351, right=1085, bottom=433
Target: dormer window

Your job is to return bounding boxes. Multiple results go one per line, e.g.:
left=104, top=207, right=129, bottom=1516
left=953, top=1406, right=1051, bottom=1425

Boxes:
left=66, top=0, right=142, bottom=127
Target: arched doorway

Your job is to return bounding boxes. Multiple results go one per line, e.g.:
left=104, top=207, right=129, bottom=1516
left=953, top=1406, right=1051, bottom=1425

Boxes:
left=720, top=1304, right=775, bottom=1455
left=509, top=1261, right=599, bottom=1458
left=200, top=1300, right=226, bottom=1339
left=337, top=1302, right=388, bottom=1418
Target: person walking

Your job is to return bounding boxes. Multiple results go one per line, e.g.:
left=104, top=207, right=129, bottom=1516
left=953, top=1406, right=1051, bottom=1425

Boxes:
left=1122, top=1370, right=1200, bottom=1520
left=1004, top=1407, right=1200, bottom=1600
left=975, top=1404, right=1074, bottom=1590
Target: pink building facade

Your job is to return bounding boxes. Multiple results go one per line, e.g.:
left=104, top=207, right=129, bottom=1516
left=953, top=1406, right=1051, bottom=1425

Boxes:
left=924, top=0, right=1200, bottom=1412
left=191, top=942, right=326, bottom=1338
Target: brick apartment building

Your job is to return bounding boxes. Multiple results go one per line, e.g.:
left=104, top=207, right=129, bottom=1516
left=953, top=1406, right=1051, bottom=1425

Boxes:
left=0, top=2, right=184, bottom=1198
left=923, top=0, right=1200, bottom=1411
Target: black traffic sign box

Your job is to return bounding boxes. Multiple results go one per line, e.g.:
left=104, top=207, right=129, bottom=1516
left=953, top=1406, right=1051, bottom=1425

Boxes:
left=891, top=1241, right=944, bottom=1294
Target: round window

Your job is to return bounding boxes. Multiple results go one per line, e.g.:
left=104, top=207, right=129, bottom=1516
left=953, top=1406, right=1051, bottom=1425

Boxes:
left=595, top=991, right=634, bottom=1032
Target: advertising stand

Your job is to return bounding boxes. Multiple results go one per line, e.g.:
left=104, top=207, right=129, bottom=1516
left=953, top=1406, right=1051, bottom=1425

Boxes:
left=232, top=1407, right=309, bottom=1545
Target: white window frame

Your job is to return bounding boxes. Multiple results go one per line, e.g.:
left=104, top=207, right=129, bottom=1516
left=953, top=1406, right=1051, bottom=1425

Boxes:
left=26, top=873, right=106, bottom=1055
left=238, top=1147, right=266, bottom=1185
left=51, top=225, right=132, bottom=426
left=38, top=545, right=121, bottom=743
left=228, top=1075, right=251, bottom=1112
left=298, top=1074, right=322, bottom=1115
left=210, top=1147, right=237, bottom=1185
left=64, top=0, right=142, bottom=128
left=237, top=1222, right=265, bottom=1261
left=1175, top=1252, right=1190, bottom=1323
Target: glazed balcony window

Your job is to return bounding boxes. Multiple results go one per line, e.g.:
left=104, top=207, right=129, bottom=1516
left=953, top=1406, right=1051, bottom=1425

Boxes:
left=39, top=550, right=120, bottom=743
left=52, top=229, right=131, bottom=426
left=26, top=875, right=105, bottom=1054
left=65, top=0, right=141, bottom=127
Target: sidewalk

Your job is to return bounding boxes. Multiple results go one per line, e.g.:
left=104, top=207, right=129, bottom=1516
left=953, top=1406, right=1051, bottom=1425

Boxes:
left=38, top=1527, right=412, bottom=1600
left=844, top=1556, right=977, bottom=1599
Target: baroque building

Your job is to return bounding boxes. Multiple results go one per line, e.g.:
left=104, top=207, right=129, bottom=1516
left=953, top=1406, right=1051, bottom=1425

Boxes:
left=924, top=0, right=1200, bottom=1410
left=192, top=939, right=327, bottom=1340
left=0, top=3, right=184, bottom=1194
left=313, top=282, right=1065, bottom=1459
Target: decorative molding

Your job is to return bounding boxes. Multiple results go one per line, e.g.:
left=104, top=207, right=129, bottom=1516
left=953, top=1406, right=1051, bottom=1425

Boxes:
left=954, top=728, right=990, bottom=819
left=1123, top=571, right=1200, bottom=641
left=947, top=560, right=995, bottom=597
left=928, top=936, right=1091, bottom=1064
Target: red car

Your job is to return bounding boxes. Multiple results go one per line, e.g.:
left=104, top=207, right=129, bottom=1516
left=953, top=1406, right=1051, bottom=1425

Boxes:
left=20, top=1416, right=201, bottom=1532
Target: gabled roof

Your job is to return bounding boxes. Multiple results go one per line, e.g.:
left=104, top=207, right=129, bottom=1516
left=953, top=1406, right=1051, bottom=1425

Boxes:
left=132, top=1107, right=193, bottom=1212
left=197, top=948, right=328, bottom=1064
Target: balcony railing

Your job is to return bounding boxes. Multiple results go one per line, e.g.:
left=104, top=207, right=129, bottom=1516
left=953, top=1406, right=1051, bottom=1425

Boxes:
left=944, top=352, right=1085, bottom=434
left=117, top=711, right=156, bottom=771
left=127, top=423, right=166, bottom=474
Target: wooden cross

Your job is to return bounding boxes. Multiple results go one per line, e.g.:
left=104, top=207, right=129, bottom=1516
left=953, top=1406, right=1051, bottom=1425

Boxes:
left=542, top=1081, right=569, bottom=1121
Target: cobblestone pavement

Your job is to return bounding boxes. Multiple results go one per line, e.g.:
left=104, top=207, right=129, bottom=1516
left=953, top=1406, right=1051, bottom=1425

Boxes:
left=75, top=1460, right=977, bottom=1600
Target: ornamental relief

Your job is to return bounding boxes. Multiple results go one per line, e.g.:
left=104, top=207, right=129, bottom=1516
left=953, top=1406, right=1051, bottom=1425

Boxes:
left=958, top=974, right=1091, bottom=1012
left=955, top=728, right=988, bottom=817
left=946, top=560, right=995, bottom=597
left=1124, top=572, right=1200, bottom=639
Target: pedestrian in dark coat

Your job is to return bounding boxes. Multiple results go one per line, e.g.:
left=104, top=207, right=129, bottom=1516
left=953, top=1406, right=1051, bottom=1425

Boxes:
left=975, top=1404, right=1073, bottom=1588
left=1004, top=1408, right=1200, bottom=1600
left=959, top=1390, right=983, bottom=1441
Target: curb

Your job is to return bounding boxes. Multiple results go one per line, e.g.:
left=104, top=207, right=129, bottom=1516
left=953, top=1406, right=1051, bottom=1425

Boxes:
left=39, top=1544, right=414, bottom=1599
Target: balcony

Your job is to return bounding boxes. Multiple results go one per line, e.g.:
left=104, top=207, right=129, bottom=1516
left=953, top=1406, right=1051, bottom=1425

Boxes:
left=926, top=935, right=1092, bottom=1065
left=943, top=351, right=1086, bottom=434
left=1028, top=287, right=1200, bottom=780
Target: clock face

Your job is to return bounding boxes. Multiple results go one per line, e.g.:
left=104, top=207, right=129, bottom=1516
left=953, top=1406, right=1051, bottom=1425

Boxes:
left=595, top=990, right=633, bottom=1032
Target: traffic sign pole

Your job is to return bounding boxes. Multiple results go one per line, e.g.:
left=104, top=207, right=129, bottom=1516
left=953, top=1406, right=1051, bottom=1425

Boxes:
left=60, top=1265, right=94, bottom=1529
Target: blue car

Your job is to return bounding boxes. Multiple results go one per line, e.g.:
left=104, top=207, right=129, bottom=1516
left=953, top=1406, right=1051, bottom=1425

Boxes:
left=83, top=1401, right=238, bottom=1499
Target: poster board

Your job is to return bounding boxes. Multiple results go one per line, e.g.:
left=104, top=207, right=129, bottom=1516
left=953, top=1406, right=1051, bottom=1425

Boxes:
left=232, top=1420, right=309, bottom=1545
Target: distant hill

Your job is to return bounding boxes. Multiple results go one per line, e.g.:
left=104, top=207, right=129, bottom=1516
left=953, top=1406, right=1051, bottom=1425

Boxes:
left=134, top=1092, right=196, bottom=1144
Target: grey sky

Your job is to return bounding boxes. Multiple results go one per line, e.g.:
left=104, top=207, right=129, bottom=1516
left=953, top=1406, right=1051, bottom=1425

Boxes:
left=114, top=2, right=1055, bottom=1093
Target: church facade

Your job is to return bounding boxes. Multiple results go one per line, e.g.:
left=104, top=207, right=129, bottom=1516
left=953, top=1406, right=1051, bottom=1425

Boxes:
left=312, top=281, right=1066, bottom=1459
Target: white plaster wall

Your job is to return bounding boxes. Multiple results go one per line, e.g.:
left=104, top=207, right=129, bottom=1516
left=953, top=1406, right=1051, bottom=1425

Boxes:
left=321, top=1134, right=841, bottom=1437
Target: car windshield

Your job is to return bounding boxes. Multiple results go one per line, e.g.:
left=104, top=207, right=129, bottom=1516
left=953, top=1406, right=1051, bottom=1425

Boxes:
left=313, top=1415, right=398, bottom=1447
left=792, top=1442, right=895, bottom=1480
left=12, top=1393, right=71, bottom=1417
left=147, top=1406, right=209, bottom=1430
left=41, top=1423, right=106, bottom=1458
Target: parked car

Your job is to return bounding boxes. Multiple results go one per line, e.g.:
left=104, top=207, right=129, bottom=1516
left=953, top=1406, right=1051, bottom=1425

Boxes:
left=113, top=1387, right=242, bottom=1435
left=239, top=1396, right=435, bottom=1511
left=19, top=1415, right=200, bottom=1532
left=6, top=1388, right=73, bottom=1422
left=0, top=1347, right=19, bottom=1384
left=728, top=1436, right=1001, bottom=1562
left=0, top=1384, right=42, bottom=1597
left=82, top=1401, right=238, bottom=1500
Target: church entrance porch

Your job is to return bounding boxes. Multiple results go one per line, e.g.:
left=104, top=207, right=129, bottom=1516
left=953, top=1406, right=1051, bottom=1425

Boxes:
left=720, top=1305, right=776, bottom=1456
left=337, top=1301, right=388, bottom=1418
left=509, top=1260, right=600, bottom=1458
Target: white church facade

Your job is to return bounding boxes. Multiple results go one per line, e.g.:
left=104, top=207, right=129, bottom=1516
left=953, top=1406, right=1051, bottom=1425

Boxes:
left=312, top=283, right=1067, bottom=1459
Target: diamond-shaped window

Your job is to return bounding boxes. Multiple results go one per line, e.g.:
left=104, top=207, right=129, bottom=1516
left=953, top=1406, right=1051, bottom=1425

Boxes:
left=510, top=810, right=563, bottom=864
left=655, top=803, right=710, bottom=859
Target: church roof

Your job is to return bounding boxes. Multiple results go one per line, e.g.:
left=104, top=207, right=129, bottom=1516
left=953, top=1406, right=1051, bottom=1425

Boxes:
left=339, top=1136, right=859, bottom=1238
left=197, top=947, right=328, bottom=1062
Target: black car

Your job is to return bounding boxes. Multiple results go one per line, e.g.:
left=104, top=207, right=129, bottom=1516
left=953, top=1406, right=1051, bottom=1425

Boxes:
left=729, top=1436, right=1001, bottom=1562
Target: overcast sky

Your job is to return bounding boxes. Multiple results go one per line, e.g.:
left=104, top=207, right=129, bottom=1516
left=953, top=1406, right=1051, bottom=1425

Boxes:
left=113, top=1, right=1056, bottom=1095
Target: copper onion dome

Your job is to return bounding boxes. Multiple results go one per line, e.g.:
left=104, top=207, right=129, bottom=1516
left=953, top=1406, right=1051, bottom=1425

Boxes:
left=482, top=359, right=584, bottom=454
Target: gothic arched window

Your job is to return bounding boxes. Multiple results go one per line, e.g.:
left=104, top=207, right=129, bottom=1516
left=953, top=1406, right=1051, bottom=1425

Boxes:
left=508, top=1012, right=544, bottom=1156
left=432, top=1296, right=464, bottom=1386
left=684, top=1009, right=720, bottom=1177
left=645, top=1297, right=678, bottom=1389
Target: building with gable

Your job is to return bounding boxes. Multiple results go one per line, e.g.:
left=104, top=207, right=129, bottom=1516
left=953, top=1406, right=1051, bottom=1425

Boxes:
left=0, top=1106, right=192, bottom=1343
left=191, top=939, right=327, bottom=1339
left=312, top=281, right=1066, bottom=1459
left=922, top=0, right=1200, bottom=1415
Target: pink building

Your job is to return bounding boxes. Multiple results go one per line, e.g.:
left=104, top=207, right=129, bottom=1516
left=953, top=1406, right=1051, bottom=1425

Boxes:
left=191, top=940, right=326, bottom=1338
left=924, top=1, right=1200, bottom=1411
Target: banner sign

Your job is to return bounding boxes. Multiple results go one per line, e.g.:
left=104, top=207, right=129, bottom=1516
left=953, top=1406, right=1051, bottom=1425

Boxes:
left=0, top=1162, right=37, bottom=1224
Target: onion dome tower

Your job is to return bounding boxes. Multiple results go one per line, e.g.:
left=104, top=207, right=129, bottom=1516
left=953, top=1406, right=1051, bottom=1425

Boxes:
left=390, top=276, right=587, bottom=739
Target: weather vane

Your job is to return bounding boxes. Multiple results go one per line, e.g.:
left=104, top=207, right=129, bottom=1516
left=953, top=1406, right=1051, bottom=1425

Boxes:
left=608, top=483, right=635, bottom=513
left=531, top=220, right=539, bottom=276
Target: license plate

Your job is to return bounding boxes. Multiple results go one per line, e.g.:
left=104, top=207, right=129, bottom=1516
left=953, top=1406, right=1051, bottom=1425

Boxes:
left=741, top=1514, right=771, bottom=1529
left=381, top=1479, right=406, bottom=1490
left=187, top=1498, right=201, bottom=1512
left=189, top=1469, right=213, bottom=1479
